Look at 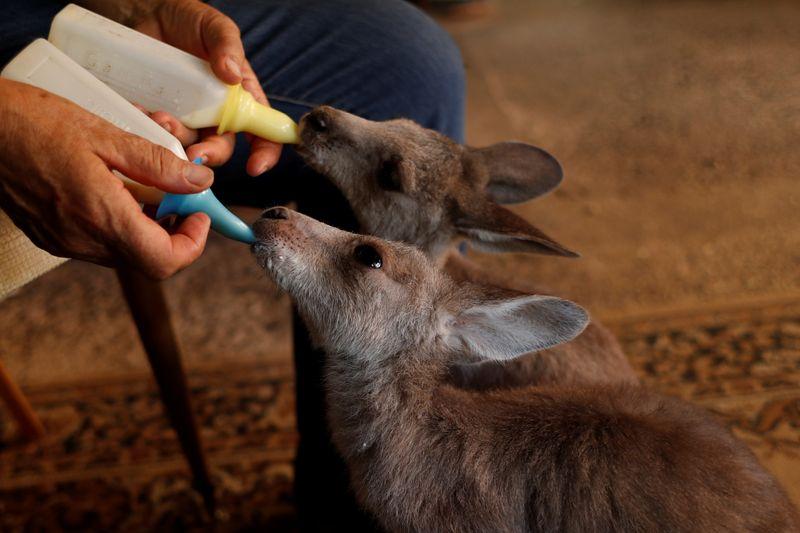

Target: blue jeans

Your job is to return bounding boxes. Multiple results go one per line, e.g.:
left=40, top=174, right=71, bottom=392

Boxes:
left=2, top=1, right=465, bottom=529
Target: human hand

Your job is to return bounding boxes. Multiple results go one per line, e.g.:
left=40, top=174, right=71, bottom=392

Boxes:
left=0, top=79, right=214, bottom=279
left=132, top=0, right=281, bottom=176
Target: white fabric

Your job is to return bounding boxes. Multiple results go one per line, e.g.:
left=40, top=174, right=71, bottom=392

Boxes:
left=0, top=210, right=66, bottom=300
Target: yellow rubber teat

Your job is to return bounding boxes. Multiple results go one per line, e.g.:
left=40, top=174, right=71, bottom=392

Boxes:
left=217, top=84, right=299, bottom=144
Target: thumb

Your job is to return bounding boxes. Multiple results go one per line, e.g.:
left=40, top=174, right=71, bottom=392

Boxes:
left=201, top=10, right=245, bottom=84
left=118, top=207, right=211, bottom=280
left=102, top=133, right=214, bottom=194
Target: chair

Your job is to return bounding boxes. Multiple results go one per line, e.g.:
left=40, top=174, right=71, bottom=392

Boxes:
left=0, top=210, right=215, bottom=512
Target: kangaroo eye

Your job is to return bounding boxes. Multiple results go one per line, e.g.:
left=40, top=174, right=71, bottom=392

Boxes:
left=376, top=155, right=403, bottom=192
left=353, top=244, right=383, bottom=269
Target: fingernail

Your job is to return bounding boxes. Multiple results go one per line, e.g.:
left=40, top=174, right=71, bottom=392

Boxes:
left=158, top=121, right=173, bottom=133
left=192, top=155, right=207, bottom=165
left=225, top=56, right=242, bottom=79
left=185, top=163, right=213, bottom=186
left=256, top=161, right=272, bottom=175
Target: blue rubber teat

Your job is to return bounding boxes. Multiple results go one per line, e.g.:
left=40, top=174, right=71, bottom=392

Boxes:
left=155, top=158, right=256, bottom=244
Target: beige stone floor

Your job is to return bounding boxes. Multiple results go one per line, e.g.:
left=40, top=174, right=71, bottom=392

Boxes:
left=1, top=0, right=799, bottom=385
left=443, top=0, right=800, bottom=315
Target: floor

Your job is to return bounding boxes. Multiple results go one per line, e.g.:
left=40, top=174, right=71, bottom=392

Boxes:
left=445, top=0, right=800, bottom=315
left=1, top=0, right=799, bottom=527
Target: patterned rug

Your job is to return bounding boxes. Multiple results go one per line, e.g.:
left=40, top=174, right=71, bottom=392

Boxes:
left=1, top=297, right=798, bottom=532
left=612, top=296, right=800, bottom=507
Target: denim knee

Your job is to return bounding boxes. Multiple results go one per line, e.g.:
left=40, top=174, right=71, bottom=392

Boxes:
left=213, top=0, right=466, bottom=142
left=382, top=2, right=466, bottom=142
left=343, top=0, right=467, bottom=141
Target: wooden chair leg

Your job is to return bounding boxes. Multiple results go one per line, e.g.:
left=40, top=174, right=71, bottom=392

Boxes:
left=115, top=267, right=215, bottom=514
left=0, top=359, right=45, bottom=440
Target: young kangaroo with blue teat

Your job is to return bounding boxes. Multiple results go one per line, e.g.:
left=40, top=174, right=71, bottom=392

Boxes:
left=252, top=207, right=798, bottom=532
left=296, top=106, right=635, bottom=388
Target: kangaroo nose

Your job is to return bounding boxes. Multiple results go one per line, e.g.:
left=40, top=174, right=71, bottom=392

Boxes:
left=306, top=109, right=328, bottom=133
left=261, top=206, right=289, bottom=220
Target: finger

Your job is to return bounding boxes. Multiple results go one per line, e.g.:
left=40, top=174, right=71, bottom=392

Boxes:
left=163, top=212, right=211, bottom=271
left=120, top=208, right=211, bottom=279
left=247, top=136, right=283, bottom=176
left=200, top=9, right=245, bottom=84
left=99, top=133, right=214, bottom=193
left=185, top=131, right=236, bottom=167
left=241, top=59, right=268, bottom=104
left=150, top=111, right=200, bottom=147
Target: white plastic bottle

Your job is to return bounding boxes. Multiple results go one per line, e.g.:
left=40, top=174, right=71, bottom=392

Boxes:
left=48, top=4, right=298, bottom=144
left=1, top=39, right=256, bottom=243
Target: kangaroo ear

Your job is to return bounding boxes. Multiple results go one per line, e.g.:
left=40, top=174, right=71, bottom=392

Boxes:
left=470, top=142, right=563, bottom=204
left=455, top=202, right=579, bottom=257
left=444, top=288, right=588, bottom=361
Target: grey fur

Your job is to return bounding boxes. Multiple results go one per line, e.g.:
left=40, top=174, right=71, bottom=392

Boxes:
left=296, top=106, right=637, bottom=388
left=252, top=209, right=799, bottom=533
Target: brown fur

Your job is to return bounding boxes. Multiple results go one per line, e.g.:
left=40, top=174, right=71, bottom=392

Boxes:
left=444, top=252, right=635, bottom=389
left=297, top=106, right=637, bottom=387
left=252, top=208, right=799, bottom=532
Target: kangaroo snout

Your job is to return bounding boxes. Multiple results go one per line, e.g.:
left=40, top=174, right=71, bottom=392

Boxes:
left=251, top=207, right=298, bottom=259
left=303, top=107, right=330, bottom=134
left=260, top=206, right=290, bottom=220
left=299, top=105, right=339, bottom=145
left=251, top=207, right=344, bottom=275
left=251, top=208, right=326, bottom=294
left=253, top=207, right=334, bottom=242
left=252, top=206, right=292, bottom=241
left=299, top=106, right=374, bottom=154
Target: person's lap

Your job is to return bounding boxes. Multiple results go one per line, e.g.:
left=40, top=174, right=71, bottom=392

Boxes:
left=219, top=0, right=463, bottom=130
left=207, top=0, right=465, bottom=206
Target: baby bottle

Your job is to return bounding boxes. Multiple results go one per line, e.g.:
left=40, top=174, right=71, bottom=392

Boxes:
left=48, top=4, right=298, bottom=144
